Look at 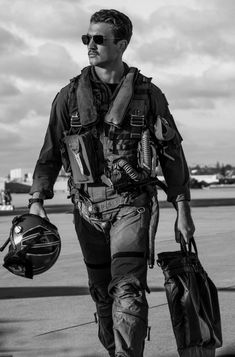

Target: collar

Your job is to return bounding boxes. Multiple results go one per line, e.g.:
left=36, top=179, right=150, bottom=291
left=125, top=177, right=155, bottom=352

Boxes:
left=89, top=63, right=131, bottom=84
left=77, top=64, right=139, bottom=127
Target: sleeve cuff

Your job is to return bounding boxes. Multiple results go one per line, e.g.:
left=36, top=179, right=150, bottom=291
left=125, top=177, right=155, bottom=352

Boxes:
left=167, top=186, right=191, bottom=202
left=29, top=186, right=54, bottom=199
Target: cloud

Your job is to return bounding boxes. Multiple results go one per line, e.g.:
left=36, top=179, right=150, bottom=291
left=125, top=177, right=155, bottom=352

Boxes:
left=0, top=124, right=20, bottom=146
left=0, top=77, right=21, bottom=97
left=0, top=112, right=49, bottom=175
left=0, top=85, right=56, bottom=125
left=134, top=1, right=235, bottom=66
left=135, top=37, right=188, bottom=66
left=0, top=124, right=22, bottom=174
left=0, top=26, right=27, bottom=55
left=162, top=69, right=235, bottom=110
left=0, top=0, right=89, bottom=42
left=0, top=0, right=235, bottom=176
left=0, top=43, right=80, bottom=84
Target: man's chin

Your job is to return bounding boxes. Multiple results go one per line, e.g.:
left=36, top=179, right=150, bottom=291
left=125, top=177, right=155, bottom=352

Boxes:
left=88, top=57, right=99, bottom=66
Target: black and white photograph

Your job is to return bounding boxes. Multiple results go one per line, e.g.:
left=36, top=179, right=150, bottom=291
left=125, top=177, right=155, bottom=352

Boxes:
left=0, top=0, right=234, bottom=356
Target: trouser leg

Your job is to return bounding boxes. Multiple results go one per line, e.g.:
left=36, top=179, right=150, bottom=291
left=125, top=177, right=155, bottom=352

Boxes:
left=109, top=205, right=151, bottom=357
left=74, top=209, right=115, bottom=356
left=88, top=266, right=115, bottom=354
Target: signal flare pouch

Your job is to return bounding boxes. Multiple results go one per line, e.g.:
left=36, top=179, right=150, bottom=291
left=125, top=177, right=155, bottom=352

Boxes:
left=64, top=132, right=101, bottom=184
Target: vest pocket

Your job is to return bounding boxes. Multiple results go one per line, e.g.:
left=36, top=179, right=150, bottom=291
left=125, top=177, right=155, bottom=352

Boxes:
left=64, top=132, right=103, bottom=183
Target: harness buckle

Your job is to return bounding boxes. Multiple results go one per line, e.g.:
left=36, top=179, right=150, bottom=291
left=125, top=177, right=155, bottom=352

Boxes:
left=70, top=112, right=82, bottom=128
left=130, top=111, right=145, bottom=139
left=130, top=113, right=145, bottom=127
left=136, top=207, right=145, bottom=214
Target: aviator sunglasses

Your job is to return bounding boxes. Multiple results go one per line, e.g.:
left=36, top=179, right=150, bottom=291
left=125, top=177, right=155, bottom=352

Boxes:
left=81, top=34, right=121, bottom=45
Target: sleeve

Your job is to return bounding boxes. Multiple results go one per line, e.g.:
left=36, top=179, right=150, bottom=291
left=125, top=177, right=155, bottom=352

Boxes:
left=150, top=84, right=191, bottom=202
left=29, top=87, right=70, bottom=199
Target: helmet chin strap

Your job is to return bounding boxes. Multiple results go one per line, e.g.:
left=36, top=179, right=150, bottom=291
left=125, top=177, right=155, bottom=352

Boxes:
left=0, top=215, right=22, bottom=252
left=0, top=237, right=11, bottom=252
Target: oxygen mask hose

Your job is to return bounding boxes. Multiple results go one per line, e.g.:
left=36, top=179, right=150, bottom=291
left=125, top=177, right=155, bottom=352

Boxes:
left=141, top=129, right=152, bottom=173
left=116, top=159, right=149, bottom=182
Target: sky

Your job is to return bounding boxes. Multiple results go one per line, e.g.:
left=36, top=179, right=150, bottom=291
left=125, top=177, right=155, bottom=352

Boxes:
left=0, top=0, right=235, bottom=177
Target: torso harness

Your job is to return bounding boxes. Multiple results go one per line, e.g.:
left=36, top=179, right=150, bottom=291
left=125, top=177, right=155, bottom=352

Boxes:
left=62, top=66, right=177, bottom=268
left=63, top=66, right=164, bottom=196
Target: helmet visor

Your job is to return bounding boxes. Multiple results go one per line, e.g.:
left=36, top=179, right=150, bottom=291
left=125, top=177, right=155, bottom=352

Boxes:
left=3, top=250, right=33, bottom=279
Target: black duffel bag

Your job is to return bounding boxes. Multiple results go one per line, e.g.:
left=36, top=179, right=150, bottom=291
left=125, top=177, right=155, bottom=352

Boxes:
left=157, top=237, right=222, bottom=357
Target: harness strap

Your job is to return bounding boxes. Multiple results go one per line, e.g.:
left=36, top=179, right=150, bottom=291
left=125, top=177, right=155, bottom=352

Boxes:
left=85, top=261, right=111, bottom=269
left=77, top=67, right=98, bottom=126
left=68, top=76, right=80, bottom=117
left=112, top=252, right=145, bottom=259
left=75, top=194, right=131, bottom=217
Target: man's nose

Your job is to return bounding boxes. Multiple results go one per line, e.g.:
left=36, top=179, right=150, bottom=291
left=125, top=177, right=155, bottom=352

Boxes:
left=88, top=37, right=97, bottom=49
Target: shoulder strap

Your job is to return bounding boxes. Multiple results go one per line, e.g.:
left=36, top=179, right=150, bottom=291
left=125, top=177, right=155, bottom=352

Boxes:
left=67, top=75, right=82, bottom=129
left=68, top=75, right=80, bottom=116
left=129, top=71, right=153, bottom=137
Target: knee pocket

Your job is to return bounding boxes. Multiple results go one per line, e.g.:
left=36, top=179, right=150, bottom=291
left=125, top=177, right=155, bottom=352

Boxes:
left=89, top=284, right=112, bottom=305
left=110, top=277, right=148, bottom=320
left=109, top=276, right=146, bottom=299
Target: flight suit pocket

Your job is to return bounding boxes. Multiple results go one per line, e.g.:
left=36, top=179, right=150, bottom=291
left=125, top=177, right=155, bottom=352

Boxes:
left=63, top=132, right=104, bottom=183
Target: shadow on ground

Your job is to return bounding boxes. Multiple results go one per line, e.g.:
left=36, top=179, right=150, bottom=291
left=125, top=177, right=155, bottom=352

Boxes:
left=1, top=285, right=235, bottom=300
left=0, top=286, right=89, bottom=299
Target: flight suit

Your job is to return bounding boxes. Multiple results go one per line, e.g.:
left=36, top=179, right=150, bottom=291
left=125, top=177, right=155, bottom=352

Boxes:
left=30, top=64, right=190, bottom=357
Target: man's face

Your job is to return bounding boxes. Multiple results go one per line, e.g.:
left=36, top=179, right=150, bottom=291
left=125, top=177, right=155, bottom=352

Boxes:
left=85, top=22, right=122, bottom=68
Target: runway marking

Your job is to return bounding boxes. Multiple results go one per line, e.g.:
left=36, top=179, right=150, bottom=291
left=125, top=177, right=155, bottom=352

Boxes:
left=34, top=302, right=168, bottom=337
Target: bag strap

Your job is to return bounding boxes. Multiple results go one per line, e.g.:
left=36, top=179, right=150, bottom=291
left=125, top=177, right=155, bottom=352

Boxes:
left=179, top=234, right=198, bottom=256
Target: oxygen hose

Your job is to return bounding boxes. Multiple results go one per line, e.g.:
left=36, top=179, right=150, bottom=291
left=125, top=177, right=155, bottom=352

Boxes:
left=141, top=129, right=152, bottom=173
left=117, top=159, right=145, bottom=181
left=116, top=129, right=152, bottom=181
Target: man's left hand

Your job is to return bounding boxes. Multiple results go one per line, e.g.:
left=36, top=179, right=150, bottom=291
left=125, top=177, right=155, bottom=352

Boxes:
left=176, top=200, right=195, bottom=244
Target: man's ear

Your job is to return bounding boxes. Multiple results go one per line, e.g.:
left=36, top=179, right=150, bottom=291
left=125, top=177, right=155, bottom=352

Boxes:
left=118, top=39, right=128, bottom=53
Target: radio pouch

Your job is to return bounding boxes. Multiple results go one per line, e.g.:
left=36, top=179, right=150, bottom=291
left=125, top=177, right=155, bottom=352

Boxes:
left=64, top=132, right=101, bottom=184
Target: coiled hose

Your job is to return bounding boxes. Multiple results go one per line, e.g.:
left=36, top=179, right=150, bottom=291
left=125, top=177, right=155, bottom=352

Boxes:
left=141, top=129, right=152, bottom=173
left=116, top=129, right=152, bottom=181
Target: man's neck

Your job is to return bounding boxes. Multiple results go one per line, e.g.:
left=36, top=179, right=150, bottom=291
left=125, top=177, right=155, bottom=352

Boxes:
left=94, top=62, right=125, bottom=84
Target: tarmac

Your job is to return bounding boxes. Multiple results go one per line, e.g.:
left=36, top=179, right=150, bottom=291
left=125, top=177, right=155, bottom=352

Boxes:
left=0, top=189, right=235, bottom=357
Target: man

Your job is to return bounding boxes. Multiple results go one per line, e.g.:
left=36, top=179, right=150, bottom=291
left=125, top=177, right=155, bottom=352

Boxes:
left=29, top=9, right=195, bottom=357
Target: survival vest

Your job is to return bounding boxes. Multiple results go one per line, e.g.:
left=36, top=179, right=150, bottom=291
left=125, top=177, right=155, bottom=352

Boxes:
left=63, top=66, right=172, bottom=189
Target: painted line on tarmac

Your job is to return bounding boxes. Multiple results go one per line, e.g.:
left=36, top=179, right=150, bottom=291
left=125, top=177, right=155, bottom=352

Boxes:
left=35, top=320, right=96, bottom=337
left=34, top=302, right=168, bottom=337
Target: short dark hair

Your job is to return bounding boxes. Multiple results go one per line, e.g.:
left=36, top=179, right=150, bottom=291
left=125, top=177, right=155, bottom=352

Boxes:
left=90, top=9, right=133, bottom=44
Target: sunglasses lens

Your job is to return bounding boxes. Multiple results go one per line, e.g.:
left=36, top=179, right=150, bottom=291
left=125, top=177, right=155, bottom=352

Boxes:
left=93, top=35, right=104, bottom=45
left=81, top=35, right=89, bottom=45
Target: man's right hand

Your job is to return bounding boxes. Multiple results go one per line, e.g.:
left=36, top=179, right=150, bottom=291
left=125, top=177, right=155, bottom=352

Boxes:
left=29, top=202, right=49, bottom=220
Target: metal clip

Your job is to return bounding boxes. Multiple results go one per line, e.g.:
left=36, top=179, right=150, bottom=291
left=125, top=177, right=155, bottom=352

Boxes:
left=137, top=207, right=145, bottom=214
left=130, top=109, right=145, bottom=127
left=70, top=112, right=81, bottom=128
left=94, top=312, right=98, bottom=323
left=147, top=326, right=151, bottom=341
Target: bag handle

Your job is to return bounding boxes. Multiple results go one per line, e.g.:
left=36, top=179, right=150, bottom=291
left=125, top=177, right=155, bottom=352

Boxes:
left=179, top=233, right=198, bottom=256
